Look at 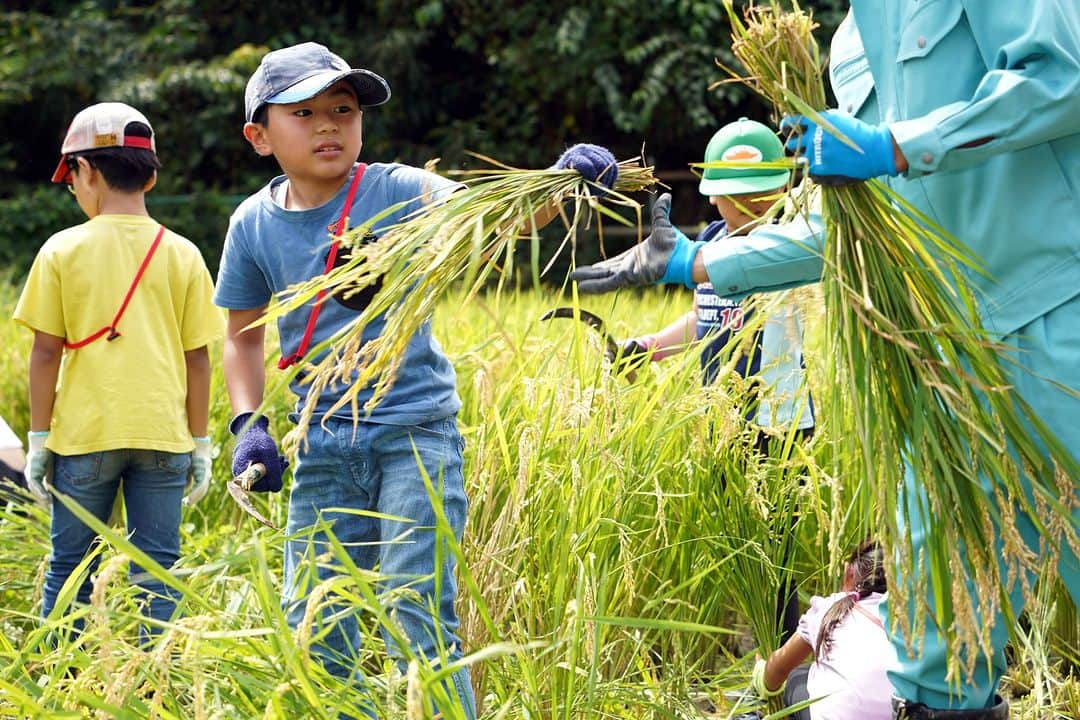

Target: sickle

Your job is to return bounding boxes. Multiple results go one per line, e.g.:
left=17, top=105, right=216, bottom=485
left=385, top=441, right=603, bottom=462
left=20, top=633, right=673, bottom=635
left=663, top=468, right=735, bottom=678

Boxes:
left=227, top=462, right=280, bottom=530
left=539, top=307, right=638, bottom=383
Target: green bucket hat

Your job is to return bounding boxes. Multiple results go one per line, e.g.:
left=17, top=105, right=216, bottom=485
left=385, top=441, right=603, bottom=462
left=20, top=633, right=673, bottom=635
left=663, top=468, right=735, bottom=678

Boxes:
left=698, top=117, right=790, bottom=196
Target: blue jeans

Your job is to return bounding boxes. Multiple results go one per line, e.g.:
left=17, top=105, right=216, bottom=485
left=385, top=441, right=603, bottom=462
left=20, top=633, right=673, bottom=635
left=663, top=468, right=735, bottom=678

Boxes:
left=43, top=449, right=189, bottom=638
left=781, top=664, right=812, bottom=720
left=284, top=415, right=475, bottom=719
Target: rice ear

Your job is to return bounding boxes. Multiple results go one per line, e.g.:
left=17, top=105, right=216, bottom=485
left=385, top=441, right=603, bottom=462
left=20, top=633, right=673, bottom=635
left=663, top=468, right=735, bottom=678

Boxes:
left=259, top=159, right=659, bottom=447
left=719, top=0, right=1079, bottom=684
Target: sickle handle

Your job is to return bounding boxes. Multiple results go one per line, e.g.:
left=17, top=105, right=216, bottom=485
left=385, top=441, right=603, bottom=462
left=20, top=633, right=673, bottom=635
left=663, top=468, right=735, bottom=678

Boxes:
left=235, top=462, right=267, bottom=491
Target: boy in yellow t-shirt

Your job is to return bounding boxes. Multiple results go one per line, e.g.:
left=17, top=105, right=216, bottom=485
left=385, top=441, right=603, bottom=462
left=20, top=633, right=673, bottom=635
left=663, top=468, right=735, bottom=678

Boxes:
left=13, top=102, right=222, bottom=639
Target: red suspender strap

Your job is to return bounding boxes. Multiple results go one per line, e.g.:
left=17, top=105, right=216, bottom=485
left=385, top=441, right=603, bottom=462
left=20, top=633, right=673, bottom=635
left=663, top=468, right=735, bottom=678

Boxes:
left=278, top=163, right=367, bottom=370
left=64, top=225, right=166, bottom=350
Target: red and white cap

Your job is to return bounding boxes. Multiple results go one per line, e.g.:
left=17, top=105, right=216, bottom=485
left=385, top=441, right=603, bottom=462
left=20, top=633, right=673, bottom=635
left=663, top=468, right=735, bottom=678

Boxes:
left=51, top=102, right=156, bottom=183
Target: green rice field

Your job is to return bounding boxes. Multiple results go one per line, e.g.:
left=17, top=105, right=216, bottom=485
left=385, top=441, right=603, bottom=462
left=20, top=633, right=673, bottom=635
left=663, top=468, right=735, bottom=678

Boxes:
left=0, top=280, right=1075, bottom=719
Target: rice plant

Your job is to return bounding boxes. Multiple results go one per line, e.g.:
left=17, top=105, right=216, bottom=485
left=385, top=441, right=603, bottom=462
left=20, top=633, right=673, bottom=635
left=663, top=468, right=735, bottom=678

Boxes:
left=255, top=158, right=658, bottom=449
left=0, top=283, right=1074, bottom=717
left=715, top=0, right=1080, bottom=686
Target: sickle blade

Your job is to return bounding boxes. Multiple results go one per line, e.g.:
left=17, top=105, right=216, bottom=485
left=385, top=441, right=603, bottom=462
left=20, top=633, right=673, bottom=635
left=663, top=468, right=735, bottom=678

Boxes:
left=227, top=481, right=279, bottom=530
left=227, top=462, right=279, bottom=530
left=540, top=306, right=638, bottom=383
left=540, top=307, right=621, bottom=359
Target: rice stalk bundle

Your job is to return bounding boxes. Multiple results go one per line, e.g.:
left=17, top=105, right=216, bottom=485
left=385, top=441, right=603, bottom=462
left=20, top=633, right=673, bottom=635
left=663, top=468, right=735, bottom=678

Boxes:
left=711, top=445, right=810, bottom=714
left=717, top=0, right=1079, bottom=682
left=258, top=159, right=658, bottom=446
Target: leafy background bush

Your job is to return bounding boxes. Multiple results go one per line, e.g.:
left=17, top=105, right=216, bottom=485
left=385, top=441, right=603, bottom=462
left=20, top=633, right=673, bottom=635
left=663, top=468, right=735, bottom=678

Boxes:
left=0, top=0, right=848, bottom=277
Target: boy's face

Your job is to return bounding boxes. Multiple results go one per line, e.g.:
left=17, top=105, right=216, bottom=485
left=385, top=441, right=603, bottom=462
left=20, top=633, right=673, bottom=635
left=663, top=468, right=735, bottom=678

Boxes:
left=244, top=80, right=363, bottom=191
left=709, top=190, right=779, bottom=235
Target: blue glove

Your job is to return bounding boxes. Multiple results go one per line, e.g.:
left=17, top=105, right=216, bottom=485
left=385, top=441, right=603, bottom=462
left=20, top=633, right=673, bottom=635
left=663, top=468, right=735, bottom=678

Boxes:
left=781, top=111, right=897, bottom=185
left=553, top=143, right=619, bottom=189
left=570, top=193, right=704, bottom=292
left=229, top=413, right=288, bottom=493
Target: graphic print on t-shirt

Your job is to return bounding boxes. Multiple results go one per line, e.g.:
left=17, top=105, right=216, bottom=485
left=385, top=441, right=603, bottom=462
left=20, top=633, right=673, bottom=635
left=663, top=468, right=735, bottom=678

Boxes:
left=696, top=282, right=762, bottom=388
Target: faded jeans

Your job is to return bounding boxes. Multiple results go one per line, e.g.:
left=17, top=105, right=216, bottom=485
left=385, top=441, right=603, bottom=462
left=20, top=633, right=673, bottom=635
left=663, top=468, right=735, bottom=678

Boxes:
left=284, top=415, right=475, bottom=719
left=43, top=448, right=188, bottom=638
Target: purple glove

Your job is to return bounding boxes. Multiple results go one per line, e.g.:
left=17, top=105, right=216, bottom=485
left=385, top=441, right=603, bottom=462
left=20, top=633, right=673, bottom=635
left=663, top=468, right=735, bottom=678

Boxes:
left=553, top=143, right=619, bottom=189
left=229, top=413, right=288, bottom=492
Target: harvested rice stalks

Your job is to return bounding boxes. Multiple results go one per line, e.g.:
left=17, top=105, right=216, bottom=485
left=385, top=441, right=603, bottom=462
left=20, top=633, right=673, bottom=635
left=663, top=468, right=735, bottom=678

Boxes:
left=717, top=0, right=1078, bottom=685
left=258, top=157, right=657, bottom=445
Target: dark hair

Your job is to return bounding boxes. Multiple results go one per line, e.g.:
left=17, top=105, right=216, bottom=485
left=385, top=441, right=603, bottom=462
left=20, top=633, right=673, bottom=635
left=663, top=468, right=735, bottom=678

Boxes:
left=251, top=104, right=269, bottom=126
left=814, top=538, right=887, bottom=660
left=69, top=121, right=160, bottom=192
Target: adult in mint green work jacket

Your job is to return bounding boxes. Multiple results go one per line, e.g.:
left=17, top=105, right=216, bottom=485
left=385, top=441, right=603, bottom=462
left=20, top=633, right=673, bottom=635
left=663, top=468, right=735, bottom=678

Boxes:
left=571, top=3, right=1080, bottom=717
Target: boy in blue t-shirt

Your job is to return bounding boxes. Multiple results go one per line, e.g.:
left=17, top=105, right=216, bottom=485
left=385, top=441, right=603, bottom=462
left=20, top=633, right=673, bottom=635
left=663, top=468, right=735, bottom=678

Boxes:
left=214, top=42, right=616, bottom=717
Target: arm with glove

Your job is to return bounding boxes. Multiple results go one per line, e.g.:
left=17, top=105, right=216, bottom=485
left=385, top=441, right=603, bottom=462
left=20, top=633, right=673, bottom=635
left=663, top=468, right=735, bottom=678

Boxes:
left=517, top=143, right=621, bottom=234
left=24, top=330, right=64, bottom=506
left=223, top=308, right=288, bottom=493
left=571, top=192, right=825, bottom=299
left=183, top=345, right=213, bottom=506
left=619, top=310, right=698, bottom=371
left=751, top=632, right=813, bottom=700
left=570, top=193, right=706, bottom=293
left=492, top=143, right=621, bottom=240
left=780, top=111, right=908, bottom=185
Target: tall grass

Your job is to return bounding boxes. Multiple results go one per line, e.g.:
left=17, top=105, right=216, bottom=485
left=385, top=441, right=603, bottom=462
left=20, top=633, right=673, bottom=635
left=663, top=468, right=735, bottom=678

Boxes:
left=0, top=284, right=1072, bottom=718
left=0, top=282, right=820, bottom=717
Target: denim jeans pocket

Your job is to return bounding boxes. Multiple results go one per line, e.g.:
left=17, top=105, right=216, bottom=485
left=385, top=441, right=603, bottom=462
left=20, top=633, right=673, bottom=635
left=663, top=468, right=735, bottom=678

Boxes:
left=407, top=416, right=462, bottom=448
left=155, top=451, right=191, bottom=475
left=56, top=452, right=104, bottom=486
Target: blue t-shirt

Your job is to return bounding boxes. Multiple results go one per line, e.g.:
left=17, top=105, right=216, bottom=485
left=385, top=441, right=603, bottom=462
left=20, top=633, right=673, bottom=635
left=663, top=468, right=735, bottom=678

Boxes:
left=214, top=162, right=461, bottom=426
left=694, top=221, right=815, bottom=431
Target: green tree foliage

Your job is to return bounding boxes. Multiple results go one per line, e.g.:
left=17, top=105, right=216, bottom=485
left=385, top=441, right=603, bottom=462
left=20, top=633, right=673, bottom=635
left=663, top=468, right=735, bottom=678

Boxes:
left=0, top=0, right=846, bottom=275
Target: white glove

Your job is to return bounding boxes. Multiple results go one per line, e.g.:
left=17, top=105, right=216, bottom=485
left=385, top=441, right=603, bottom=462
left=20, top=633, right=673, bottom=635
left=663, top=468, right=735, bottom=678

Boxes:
left=183, top=436, right=212, bottom=507
left=751, top=657, right=784, bottom=699
left=24, top=431, right=52, bottom=507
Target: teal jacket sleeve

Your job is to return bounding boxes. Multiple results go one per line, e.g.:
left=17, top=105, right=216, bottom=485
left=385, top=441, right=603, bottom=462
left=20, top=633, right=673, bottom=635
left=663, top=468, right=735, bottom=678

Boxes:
left=699, top=212, right=824, bottom=300
left=889, top=1, right=1080, bottom=176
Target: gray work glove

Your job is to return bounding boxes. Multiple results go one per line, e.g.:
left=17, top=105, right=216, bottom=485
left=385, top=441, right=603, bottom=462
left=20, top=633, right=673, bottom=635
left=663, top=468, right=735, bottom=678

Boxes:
left=24, top=431, right=52, bottom=507
left=183, top=436, right=212, bottom=507
left=570, top=193, right=703, bottom=293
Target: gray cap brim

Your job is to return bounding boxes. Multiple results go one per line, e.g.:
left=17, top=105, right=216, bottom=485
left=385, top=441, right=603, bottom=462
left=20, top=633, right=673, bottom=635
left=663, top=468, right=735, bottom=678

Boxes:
left=266, top=68, right=391, bottom=108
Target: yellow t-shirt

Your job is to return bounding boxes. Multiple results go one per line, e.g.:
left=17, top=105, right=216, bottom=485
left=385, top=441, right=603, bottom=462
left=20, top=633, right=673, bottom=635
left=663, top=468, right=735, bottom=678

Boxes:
left=13, top=214, right=223, bottom=455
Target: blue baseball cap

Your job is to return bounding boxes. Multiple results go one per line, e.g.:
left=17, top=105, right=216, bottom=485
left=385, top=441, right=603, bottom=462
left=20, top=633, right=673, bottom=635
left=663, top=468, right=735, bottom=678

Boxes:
left=244, top=42, right=391, bottom=122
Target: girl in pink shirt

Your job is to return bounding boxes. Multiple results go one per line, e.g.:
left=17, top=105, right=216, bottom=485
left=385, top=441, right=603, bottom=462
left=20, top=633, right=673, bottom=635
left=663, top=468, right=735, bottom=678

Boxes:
left=751, top=539, right=897, bottom=720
